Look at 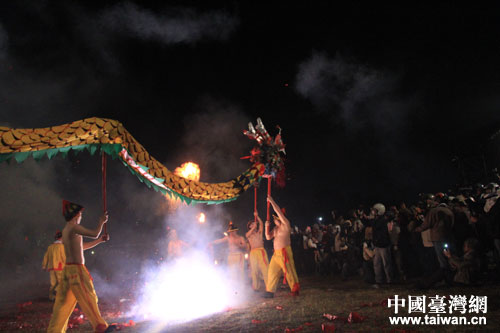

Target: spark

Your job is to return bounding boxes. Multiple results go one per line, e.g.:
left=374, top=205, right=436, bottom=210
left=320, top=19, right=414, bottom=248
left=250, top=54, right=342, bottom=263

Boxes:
left=131, top=251, right=240, bottom=324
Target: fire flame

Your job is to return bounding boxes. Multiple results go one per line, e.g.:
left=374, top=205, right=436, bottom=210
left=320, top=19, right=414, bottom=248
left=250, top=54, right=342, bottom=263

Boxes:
left=198, top=213, right=206, bottom=224
left=174, top=162, right=200, bottom=181
left=166, top=162, right=201, bottom=210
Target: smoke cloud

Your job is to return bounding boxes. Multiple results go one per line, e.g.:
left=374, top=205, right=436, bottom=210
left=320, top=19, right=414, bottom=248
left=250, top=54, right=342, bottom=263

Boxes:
left=295, top=51, right=409, bottom=133
left=292, top=51, right=454, bottom=206
left=172, top=96, right=253, bottom=183
left=100, top=2, right=239, bottom=45
left=0, top=158, right=69, bottom=305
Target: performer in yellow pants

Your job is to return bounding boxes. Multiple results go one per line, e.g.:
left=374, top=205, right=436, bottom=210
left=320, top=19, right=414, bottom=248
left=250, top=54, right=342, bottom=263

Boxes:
left=249, top=247, right=269, bottom=290
left=246, top=213, right=269, bottom=291
left=42, top=231, right=66, bottom=301
left=48, top=270, right=63, bottom=301
left=264, top=196, right=300, bottom=297
left=266, top=245, right=300, bottom=293
left=47, top=264, right=108, bottom=333
left=210, top=221, right=249, bottom=283
left=227, top=252, right=245, bottom=281
left=47, top=199, right=114, bottom=333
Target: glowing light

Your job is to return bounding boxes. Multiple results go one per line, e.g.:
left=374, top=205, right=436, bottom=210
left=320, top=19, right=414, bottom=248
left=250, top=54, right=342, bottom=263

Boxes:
left=318, top=217, right=323, bottom=222
left=174, top=162, right=200, bottom=181
left=166, top=162, right=201, bottom=210
left=198, top=213, right=206, bottom=224
left=244, top=253, right=248, bottom=260
left=223, top=232, right=228, bottom=237
left=132, top=251, right=238, bottom=324
left=214, top=260, right=218, bottom=265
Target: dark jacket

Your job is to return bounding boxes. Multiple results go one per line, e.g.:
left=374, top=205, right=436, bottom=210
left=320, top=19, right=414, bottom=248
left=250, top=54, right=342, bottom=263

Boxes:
left=373, top=215, right=391, bottom=248
left=415, top=205, right=454, bottom=242
left=487, top=200, right=500, bottom=239
left=448, top=250, right=480, bottom=285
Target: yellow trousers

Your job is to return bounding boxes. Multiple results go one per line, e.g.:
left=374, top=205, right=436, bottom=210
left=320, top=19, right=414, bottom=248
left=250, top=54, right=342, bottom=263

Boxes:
left=47, top=264, right=108, bottom=333
left=249, top=248, right=269, bottom=290
left=266, top=246, right=300, bottom=293
left=49, top=270, right=63, bottom=301
left=227, top=252, right=245, bottom=281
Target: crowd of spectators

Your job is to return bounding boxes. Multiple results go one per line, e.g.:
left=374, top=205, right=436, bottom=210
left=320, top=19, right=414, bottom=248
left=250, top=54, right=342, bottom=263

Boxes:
left=290, top=182, right=500, bottom=289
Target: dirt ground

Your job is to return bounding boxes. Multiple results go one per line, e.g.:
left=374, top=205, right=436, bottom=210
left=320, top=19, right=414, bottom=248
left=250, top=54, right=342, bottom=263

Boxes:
left=1, top=275, right=499, bottom=332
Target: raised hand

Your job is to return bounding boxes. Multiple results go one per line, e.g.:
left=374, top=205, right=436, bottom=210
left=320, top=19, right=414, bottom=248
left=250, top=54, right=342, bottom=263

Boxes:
left=99, top=212, right=109, bottom=225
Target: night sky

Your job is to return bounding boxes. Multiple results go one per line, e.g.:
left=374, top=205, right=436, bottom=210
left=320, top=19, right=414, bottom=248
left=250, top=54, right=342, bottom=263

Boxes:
left=1, top=2, right=500, bottom=276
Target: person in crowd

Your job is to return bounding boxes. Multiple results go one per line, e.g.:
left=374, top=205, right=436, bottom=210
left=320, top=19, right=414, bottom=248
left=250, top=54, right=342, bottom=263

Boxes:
left=452, top=200, right=472, bottom=256
left=397, top=202, right=414, bottom=278
left=290, top=225, right=305, bottom=274
left=372, top=203, right=393, bottom=285
left=388, top=210, right=404, bottom=281
left=303, top=226, right=317, bottom=274
left=443, top=237, right=481, bottom=285
left=362, top=226, right=376, bottom=285
left=42, top=231, right=66, bottom=301
left=413, top=196, right=454, bottom=269
left=412, top=195, right=455, bottom=289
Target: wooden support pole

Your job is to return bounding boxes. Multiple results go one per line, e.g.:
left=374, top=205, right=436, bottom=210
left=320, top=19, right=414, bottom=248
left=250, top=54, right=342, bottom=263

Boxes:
left=266, top=176, right=272, bottom=221
left=102, top=151, right=107, bottom=234
left=254, top=185, right=258, bottom=222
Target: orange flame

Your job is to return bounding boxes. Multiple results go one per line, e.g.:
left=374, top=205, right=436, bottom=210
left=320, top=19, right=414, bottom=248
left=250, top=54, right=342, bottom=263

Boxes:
left=198, top=213, right=206, bottom=223
left=166, top=162, right=201, bottom=210
left=174, top=162, right=200, bottom=181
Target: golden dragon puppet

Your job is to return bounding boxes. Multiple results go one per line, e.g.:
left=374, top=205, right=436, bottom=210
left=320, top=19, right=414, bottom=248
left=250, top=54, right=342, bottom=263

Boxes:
left=0, top=117, right=285, bottom=204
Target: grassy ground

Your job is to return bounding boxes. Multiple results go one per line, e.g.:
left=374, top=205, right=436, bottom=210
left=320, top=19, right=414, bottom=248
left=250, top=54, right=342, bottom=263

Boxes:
left=1, top=275, right=499, bottom=332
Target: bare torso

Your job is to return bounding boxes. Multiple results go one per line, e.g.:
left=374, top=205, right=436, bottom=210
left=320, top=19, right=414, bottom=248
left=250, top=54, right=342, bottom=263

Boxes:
left=168, top=240, right=187, bottom=258
left=247, top=229, right=264, bottom=249
left=62, top=223, right=84, bottom=264
left=272, top=224, right=291, bottom=250
left=228, top=234, right=247, bottom=253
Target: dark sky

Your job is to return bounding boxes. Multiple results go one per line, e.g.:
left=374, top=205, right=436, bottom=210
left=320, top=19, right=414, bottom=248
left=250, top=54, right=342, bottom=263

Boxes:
left=1, top=1, right=500, bottom=237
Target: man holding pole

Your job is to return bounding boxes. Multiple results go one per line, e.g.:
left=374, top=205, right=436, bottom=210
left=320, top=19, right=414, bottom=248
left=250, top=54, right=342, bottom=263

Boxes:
left=210, top=222, right=249, bottom=282
left=47, top=200, right=115, bottom=333
left=246, top=212, right=269, bottom=291
left=264, top=195, right=300, bottom=298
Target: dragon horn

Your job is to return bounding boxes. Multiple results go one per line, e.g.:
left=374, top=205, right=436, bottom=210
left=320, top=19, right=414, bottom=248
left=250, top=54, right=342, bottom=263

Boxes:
left=256, top=118, right=266, bottom=132
left=248, top=122, right=256, bottom=134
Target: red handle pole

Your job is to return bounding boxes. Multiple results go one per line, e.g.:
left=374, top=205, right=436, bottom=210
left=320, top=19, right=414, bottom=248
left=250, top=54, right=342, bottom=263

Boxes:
left=102, top=151, right=107, bottom=233
left=254, top=185, right=258, bottom=223
left=266, top=176, right=272, bottom=221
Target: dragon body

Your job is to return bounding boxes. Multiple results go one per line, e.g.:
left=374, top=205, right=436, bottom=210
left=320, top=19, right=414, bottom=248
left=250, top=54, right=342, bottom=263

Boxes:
left=0, top=117, right=270, bottom=204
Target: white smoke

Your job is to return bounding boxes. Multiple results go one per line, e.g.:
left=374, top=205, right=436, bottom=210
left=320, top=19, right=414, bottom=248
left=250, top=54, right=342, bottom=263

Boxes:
left=295, top=51, right=406, bottom=132
left=127, top=203, right=251, bottom=326
left=100, top=2, right=239, bottom=45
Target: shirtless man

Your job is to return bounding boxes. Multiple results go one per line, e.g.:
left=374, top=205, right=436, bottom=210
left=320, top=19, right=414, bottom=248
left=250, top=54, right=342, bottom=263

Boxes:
left=47, top=200, right=115, bottom=333
left=211, top=222, right=249, bottom=282
left=264, top=196, right=300, bottom=297
left=167, top=229, right=188, bottom=260
left=246, top=212, right=269, bottom=291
